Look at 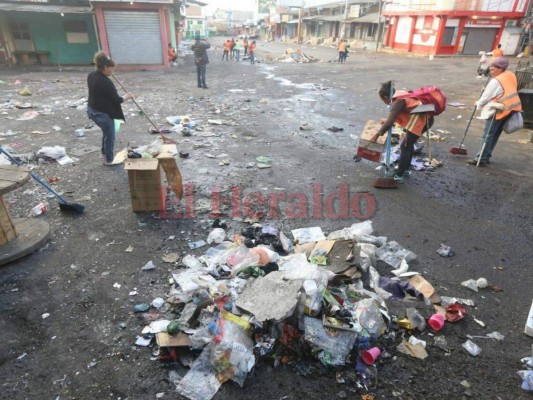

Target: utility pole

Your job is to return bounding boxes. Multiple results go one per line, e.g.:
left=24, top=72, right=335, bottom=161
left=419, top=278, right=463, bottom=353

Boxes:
left=297, top=0, right=304, bottom=44
left=375, top=0, right=382, bottom=52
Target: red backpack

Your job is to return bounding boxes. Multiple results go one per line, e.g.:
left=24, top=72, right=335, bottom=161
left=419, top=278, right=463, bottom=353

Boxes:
left=395, top=86, right=447, bottom=115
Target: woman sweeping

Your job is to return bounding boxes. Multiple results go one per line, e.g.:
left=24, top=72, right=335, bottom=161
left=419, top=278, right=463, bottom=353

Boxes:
left=87, top=51, right=134, bottom=166
left=371, top=81, right=433, bottom=183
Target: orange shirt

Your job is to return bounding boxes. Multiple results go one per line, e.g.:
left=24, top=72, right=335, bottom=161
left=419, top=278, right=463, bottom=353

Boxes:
left=167, top=47, right=176, bottom=61
left=248, top=43, right=256, bottom=53
left=338, top=42, right=346, bottom=52
left=492, top=48, right=503, bottom=58
left=223, top=41, right=232, bottom=52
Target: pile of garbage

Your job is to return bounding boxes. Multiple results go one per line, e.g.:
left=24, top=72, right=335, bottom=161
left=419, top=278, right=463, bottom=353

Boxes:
left=133, top=220, right=504, bottom=399
left=277, top=49, right=320, bottom=63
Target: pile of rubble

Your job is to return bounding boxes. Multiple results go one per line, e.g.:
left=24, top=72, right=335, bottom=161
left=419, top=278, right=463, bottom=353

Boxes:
left=276, top=49, right=320, bottom=63
left=133, top=220, right=509, bottom=399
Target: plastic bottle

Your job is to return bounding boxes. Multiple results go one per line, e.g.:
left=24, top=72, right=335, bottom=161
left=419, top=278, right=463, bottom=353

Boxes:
left=31, top=202, right=49, bottom=217
left=406, top=307, right=427, bottom=331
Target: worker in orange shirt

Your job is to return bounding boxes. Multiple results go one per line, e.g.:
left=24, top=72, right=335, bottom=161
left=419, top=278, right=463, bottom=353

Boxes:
left=491, top=44, right=503, bottom=58
left=168, top=43, right=177, bottom=65
left=338, top=39, right=347, bottom=64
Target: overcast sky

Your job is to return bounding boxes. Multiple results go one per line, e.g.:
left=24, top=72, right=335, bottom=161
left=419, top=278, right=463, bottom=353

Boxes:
left=202, top=0, right=257, bottom=12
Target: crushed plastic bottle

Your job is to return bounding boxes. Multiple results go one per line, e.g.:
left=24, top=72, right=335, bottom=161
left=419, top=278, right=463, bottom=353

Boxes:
left=30, top=201, right=48, bottom=217
left=462, top=339, right=481, bottom=356
left=406, top=307, right=427, bottom=331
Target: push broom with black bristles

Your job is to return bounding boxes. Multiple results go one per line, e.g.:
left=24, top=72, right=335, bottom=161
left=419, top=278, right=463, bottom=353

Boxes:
left=373, top=84, right=398, bottom=189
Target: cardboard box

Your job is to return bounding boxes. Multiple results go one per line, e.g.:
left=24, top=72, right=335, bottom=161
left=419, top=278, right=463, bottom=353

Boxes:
left=124, top=158, right=165, bottom=212
left=356, top=120, right=387, bottom=162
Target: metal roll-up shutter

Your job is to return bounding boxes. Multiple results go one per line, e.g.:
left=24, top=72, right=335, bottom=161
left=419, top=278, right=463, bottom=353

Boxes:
left=104, top=10, right=163, bottom=64
left=462, top=28, right=497, bottom=55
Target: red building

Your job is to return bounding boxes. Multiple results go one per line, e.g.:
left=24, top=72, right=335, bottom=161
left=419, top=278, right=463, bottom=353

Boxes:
left=382, top=0, right=531, bottom=55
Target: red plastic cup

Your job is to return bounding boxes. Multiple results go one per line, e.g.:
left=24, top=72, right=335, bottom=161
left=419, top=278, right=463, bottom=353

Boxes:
left=361, top=347, right=381, bottom=365
left=428, top=313, right=445, bottom=331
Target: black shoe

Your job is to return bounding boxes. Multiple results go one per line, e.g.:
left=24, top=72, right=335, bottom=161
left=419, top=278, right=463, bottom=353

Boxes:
left=198, top=85, right=202, bottom=88
left=202, top=86, right=208, bottom=89
left=466, top=159, right=487, bottom=166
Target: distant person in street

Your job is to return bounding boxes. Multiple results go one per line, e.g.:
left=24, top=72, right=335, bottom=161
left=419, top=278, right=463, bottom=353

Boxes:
left=467, top=57, right=522, bottom=166
left=230, top=38, right=236, bottom=59
left=243, top=36, right=249, bottom=56
left=338, top=39, right=347, bottom=63
left=167, top=43, right=177, bottom=65
left=491, top=43, right=503, bottom=58
left=370, top=81, right=434, bottom=183
left=222, top=40, right=231, bottom=61
left=87, top=51, right=134, bottom=166
left=248, top=40, right=257, bottom=64
left=191, top=35, right=210, bottom=89
left=234, top=40, right=242, bottom=62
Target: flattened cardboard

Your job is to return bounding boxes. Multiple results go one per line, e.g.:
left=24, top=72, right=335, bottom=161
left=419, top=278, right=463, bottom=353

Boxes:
left=156, top=332, right=191, bottom=347
left=309, top=240, right=336, bottom=265
left=360, top=120, right=387, bottom=145
left=326, top=240, right=356, bottom=274
left=124, top=158, right=159, bottom=171
left=408, top=275, right=436, bottom=300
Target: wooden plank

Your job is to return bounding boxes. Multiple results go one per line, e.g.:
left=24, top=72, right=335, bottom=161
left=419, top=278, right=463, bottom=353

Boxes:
left=0, top=197, right=17, bottom=244
left=160, top=158, right=183, bottom=200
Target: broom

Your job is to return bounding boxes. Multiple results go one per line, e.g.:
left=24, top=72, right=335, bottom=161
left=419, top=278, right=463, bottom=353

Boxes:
left=449, top=106, right=476, bottom=155
left=111, top=74, right=176, bottom=144
left=373, top=84, right=398, bottom=189
left=449, top=76, right=490, bottom=155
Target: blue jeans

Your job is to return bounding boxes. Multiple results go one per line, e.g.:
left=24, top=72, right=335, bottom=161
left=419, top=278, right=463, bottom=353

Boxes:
left=250, top=52, right=255, bottom=64
left=196, top=64, right=207, bottom=87
left=234, top=49, right=240, bottom=61
left=87, top=106, right=115, bottom=163
left=477, top=115, right=507, bottom=162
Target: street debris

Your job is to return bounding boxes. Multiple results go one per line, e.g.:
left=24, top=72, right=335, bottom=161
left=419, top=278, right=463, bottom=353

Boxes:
left=125, top=220, right=497, bottom=399
left=277, top=49, right=320, bottom=63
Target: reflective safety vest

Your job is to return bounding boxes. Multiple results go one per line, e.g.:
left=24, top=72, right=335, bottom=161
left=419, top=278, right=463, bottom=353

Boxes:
left=392, top=90, right=431, bottom=136
left=494, top=71, right=522, bottom=120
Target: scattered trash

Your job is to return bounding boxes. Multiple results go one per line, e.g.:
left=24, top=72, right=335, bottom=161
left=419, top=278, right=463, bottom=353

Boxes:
left=476, top=277, right=488, bottom=289
left=188, top=240, right=207, bottom=250
left=436, top=243, right=454, bottom=257
left=128, top=220, right=486, bottom=399
left=142, top=261, right=156, bottom=271
left=327, top=125, right=344, bottom=132
left=113, top=283, right=121, bottom=290
left=462, top=339, right=481, bottom=356
left=162, top=253, right=179, bottom=263
left=525, top=300, right=533, bottom=337
left=37, top=146, right=66, bottom=160
left=30, top=202, right=48, bottom=217
left=461, top=279, right=479, bottom=292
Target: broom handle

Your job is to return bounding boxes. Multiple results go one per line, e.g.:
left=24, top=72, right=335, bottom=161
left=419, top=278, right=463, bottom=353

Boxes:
left=385, top=83, right=394, bottom=173
left=111, top=74, right=176, bottom=144
left=477, top=114, right=495, bottom=166
left=460, top=76, right=490, bottom=148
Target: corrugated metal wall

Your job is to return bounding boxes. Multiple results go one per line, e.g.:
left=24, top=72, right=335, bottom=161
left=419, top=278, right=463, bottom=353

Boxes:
left=104, top=10, right=163, bottom=64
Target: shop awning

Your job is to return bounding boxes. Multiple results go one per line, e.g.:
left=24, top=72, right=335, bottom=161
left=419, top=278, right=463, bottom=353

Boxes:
left=0, top=3, right=91, bottom=14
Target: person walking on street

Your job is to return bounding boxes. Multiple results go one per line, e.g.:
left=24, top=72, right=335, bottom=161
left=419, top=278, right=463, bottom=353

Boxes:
left=87, top=52, right=134, bottom=166
left=338, top=39, right=347, bottom=64
left=467, top=57, right=522, bottom=166
left=191, top=35, right=210, bottom=89
left=370, top=81, right=434, bottom=183
left=222, top=40, right=231, bottom=61
left=248, top=40, right=257, bottom=64
left=234, top=40, right=242, bottom=62
left=243, top=36, right=249, bottom=56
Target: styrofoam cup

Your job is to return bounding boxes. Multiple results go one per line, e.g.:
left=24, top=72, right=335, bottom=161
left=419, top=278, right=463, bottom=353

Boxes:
left=361, top=347, right=381, bottom=365
left=428, top=313, right=445, bottom=331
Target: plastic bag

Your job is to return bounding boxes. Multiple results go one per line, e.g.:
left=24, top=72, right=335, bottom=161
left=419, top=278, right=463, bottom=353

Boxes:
left=352, top=298, right=386, bottom=336
left=462, top=339, right=481, bottom=356
left=207, top=228, right=225, bottom=244
left=503, top=111, right=523, bottom=134
left=375, top=241, right=417, bottom=269
left=37, top=145, right=66, bottom=160
left=518, top=370, right=533, bottom=391
left=182, top=254, right=203, bottom=269
left=210, top=319, right=255, bottom=386
left=176, top=346, right=222, bottom=400
left=303, top=316, right=357, bottom=361
left=228, top=244, right=260, bottom=277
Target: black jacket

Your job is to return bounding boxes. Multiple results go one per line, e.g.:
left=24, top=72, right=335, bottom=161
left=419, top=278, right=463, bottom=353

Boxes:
left=191, top=40, right=210, bottom=65
left=87, top=70, right=125, bottom=121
